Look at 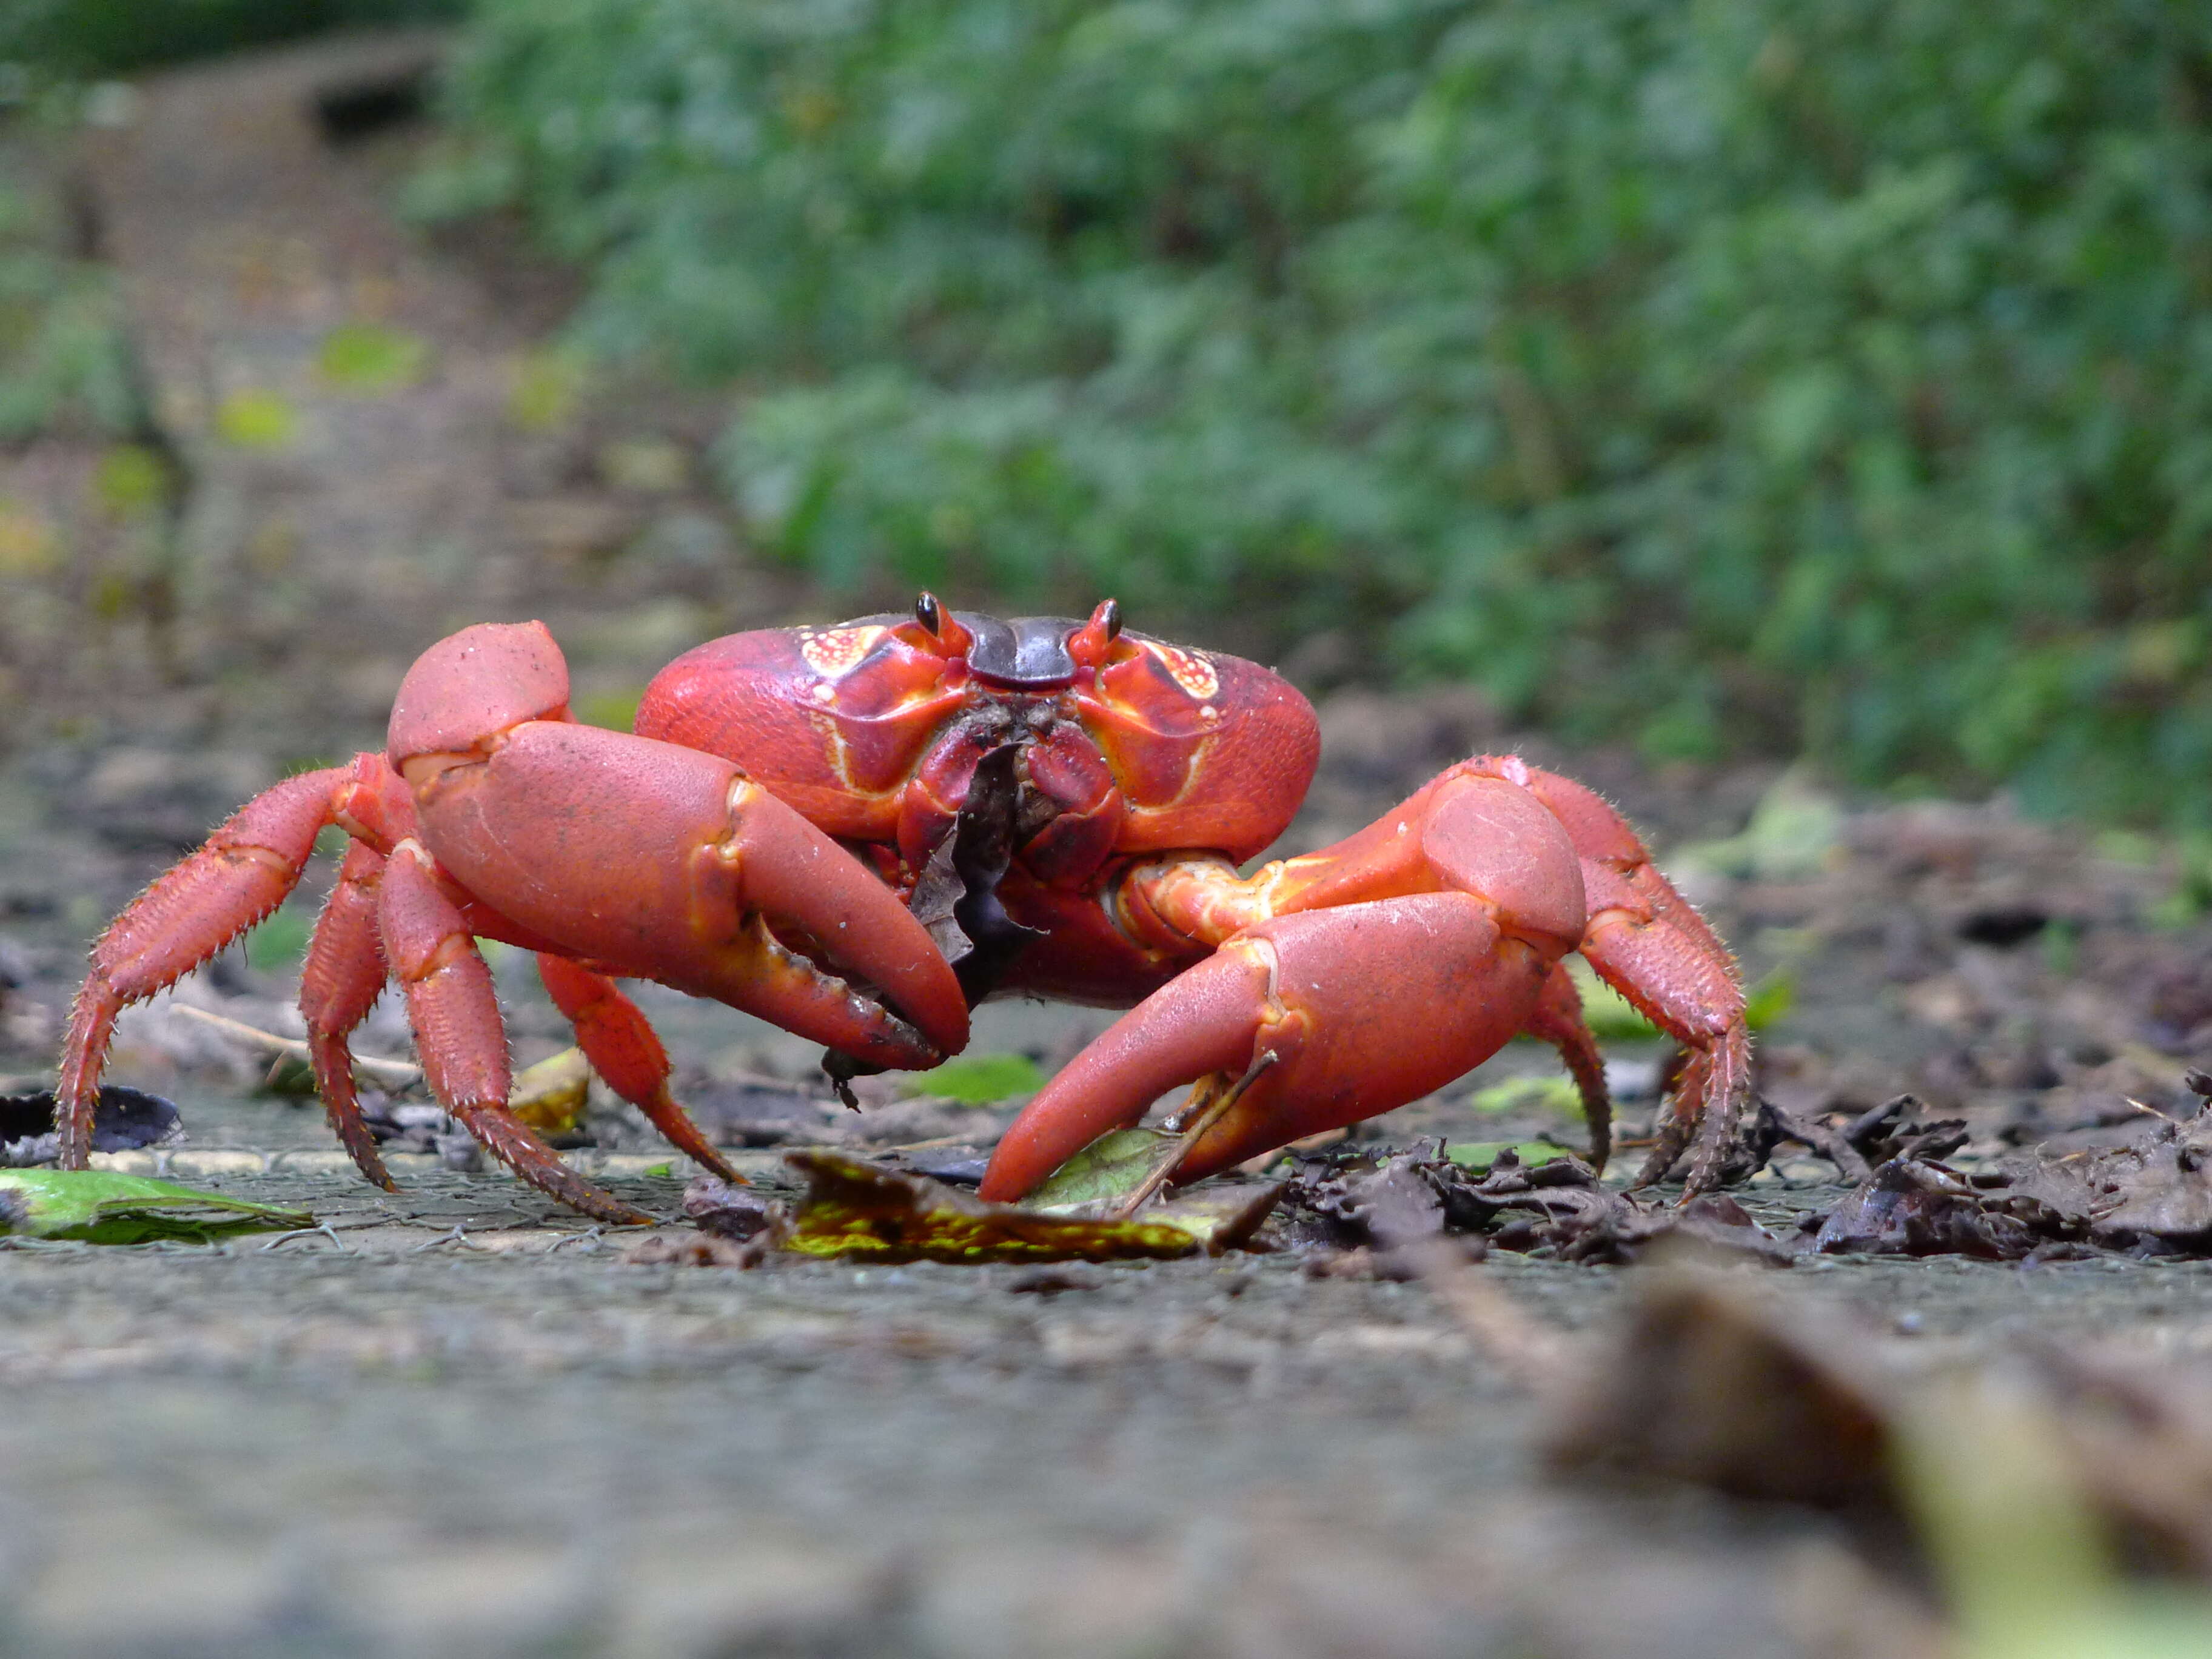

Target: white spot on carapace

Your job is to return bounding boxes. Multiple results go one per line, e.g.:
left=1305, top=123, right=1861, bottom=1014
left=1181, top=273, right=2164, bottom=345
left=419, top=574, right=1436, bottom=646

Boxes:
left=810, top=682, right=836, bottom=702
left=1199, top=704, right=1219, bottom=722
left=1145, top=642, right=1219, bottom=702
left=800, top=625, right=886, bottom=680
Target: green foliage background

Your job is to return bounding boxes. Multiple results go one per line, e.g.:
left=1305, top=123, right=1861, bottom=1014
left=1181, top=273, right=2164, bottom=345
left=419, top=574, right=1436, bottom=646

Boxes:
left=12, top=0, right=2211, bottom=823
left=0, top=0, right=461, bottom=76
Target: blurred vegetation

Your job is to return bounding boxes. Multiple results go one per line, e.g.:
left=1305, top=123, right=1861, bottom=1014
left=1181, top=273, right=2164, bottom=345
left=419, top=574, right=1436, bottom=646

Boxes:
left=0, top=0, right=460, bottom=76
left=0, top=182, right=142, bottom=444
left=3, top=1, right=2208, bottom=825
left=418, top=0, right=2212, bottom=824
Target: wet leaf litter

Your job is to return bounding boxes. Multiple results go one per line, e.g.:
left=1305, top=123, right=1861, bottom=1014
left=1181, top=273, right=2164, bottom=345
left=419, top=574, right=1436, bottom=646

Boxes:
left=639, top=1068, right=2212, bottom=1273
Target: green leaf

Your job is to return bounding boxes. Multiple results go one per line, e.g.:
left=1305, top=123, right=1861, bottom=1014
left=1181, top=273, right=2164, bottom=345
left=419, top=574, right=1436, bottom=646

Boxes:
left=1443, top=1142, right=1570, bottom=1171
left=1743, top=973, right=1796, bottom=1033
left=1026, top=1127, right=1173, bottom=1210
left=1566, top=958, right=1660, bottom=1042
left=245, top=905, right=313, bottom=971
left=0, top=1170, right=313, bottom=1244
left=1465, top=1075, right=1585, bottom=1118
left=908, top=1053, right=1046, bottom=1104
left=317, top=323, right=430, bottom=394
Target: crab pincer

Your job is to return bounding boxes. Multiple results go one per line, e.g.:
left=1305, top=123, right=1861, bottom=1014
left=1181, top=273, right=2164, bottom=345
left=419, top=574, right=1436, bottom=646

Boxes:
left=57, top=600, right=1753, bottom=1223
left=390, top=626, right=970, bottom=1069
left=980, top=892, right=1561, bottom=1202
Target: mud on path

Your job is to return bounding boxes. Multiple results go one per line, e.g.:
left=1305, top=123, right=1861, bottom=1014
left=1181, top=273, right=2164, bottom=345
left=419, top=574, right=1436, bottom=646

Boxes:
left=2, top=34, right=2212, bottom=1659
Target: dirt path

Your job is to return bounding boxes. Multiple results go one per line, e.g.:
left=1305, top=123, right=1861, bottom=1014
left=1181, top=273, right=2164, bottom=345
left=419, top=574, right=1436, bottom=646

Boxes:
left=0, top=1142, right=2204, bottom=1659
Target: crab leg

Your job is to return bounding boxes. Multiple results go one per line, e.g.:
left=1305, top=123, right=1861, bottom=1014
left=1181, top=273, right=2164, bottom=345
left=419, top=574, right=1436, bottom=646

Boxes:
left=535, top=954, right=743, bottom=1183
left=380, top=842, right=653, bottom=1225
left=1521, top=959, right=1612, bottom=1173
left=1493, top=761, right=1748, bottom=1190
left=298, top=839, right=396, bottom=1188
left=55, top=765, right=354, bottom=1165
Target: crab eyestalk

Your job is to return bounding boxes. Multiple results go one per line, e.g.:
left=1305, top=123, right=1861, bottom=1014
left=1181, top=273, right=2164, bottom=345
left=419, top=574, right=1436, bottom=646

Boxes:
left=1067, top=598, right=1123, bottom=668
left=911, top=591, right=975, bottom=656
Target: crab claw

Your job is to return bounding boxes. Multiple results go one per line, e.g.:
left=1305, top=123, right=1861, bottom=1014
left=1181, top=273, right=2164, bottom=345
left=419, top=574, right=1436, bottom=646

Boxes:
left=979, top=892, right=1558, bottom=1202
left=405, top=719, right=968, bottom=1068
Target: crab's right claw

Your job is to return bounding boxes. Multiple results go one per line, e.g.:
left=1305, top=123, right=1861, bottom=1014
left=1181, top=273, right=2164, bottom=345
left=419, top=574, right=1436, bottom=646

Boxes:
left=399, top=717, right=970, bottom=1070
left=979, top=893, right=1555, bottom=1202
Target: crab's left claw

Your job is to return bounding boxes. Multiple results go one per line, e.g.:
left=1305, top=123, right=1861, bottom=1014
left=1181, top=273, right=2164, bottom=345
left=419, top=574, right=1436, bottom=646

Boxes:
left=389, top=627, right=970, bottom=1070
left=426, top=727, right=968, bottom=1067
left=979, top=893, right=1557, bottom=1202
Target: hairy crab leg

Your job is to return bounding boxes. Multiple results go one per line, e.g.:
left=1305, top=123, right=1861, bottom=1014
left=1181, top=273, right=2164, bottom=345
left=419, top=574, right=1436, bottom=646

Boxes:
left=380, top=842, right=654, bottom=1226
left=1521, top=959, right=1612, bottom=1172
left=298, top=839, right=397, bottom=1189
left=56, top=765, right=354, bottom=1165
left=535, top=954, right=743, bottom=1184
left=1498, top=761, right=1749, bottom=1192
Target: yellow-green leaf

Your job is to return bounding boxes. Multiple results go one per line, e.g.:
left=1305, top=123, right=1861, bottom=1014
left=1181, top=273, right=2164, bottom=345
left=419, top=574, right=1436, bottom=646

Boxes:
left=215, top=388, right=297, bottom=449
left=317, top=323, right=430, bottom=394
left=780, top=1150, right=1276, bottom=1262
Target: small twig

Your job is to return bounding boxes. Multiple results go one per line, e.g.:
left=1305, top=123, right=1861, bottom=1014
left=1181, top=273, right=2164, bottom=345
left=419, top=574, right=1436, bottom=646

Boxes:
left=173, top=1004, right=421, bottom=1084
left=1112, top=1050, right=1280, bottom=1221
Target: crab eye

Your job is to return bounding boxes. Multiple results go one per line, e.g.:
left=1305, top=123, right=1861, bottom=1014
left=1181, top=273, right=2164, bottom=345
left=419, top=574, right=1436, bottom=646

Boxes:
left=1068, top=598, right=1126, bottom=668
left=905, top=592, right=974, bottom=657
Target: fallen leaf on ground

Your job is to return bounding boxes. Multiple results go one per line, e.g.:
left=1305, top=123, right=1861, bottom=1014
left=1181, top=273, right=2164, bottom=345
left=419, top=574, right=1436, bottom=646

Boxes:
left=1025, top=1127, right=1173, bottom=1208
left=1806, top=1098, right=2212, bottom=1261
left=507, top=1047, right=592, bottom=1137
left=0, top=1169, right=312, bottom=1243
left=1721, top=1093, right=1969, bottom=1186
left=778, top=1150, right=1279, bottom=1262
left=1464, top=1076, right=1586, bottom=1117
left=1812, top=1158, right=2067, bottom=1261
left=1547, top=1273, right=1896, bottom=1511
left=1281, top=1145, right=1792, bottom=1267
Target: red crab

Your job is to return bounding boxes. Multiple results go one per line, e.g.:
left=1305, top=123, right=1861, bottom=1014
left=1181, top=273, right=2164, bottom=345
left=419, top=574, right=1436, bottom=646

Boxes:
left=55, top=598, right=1749, bottom=1223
